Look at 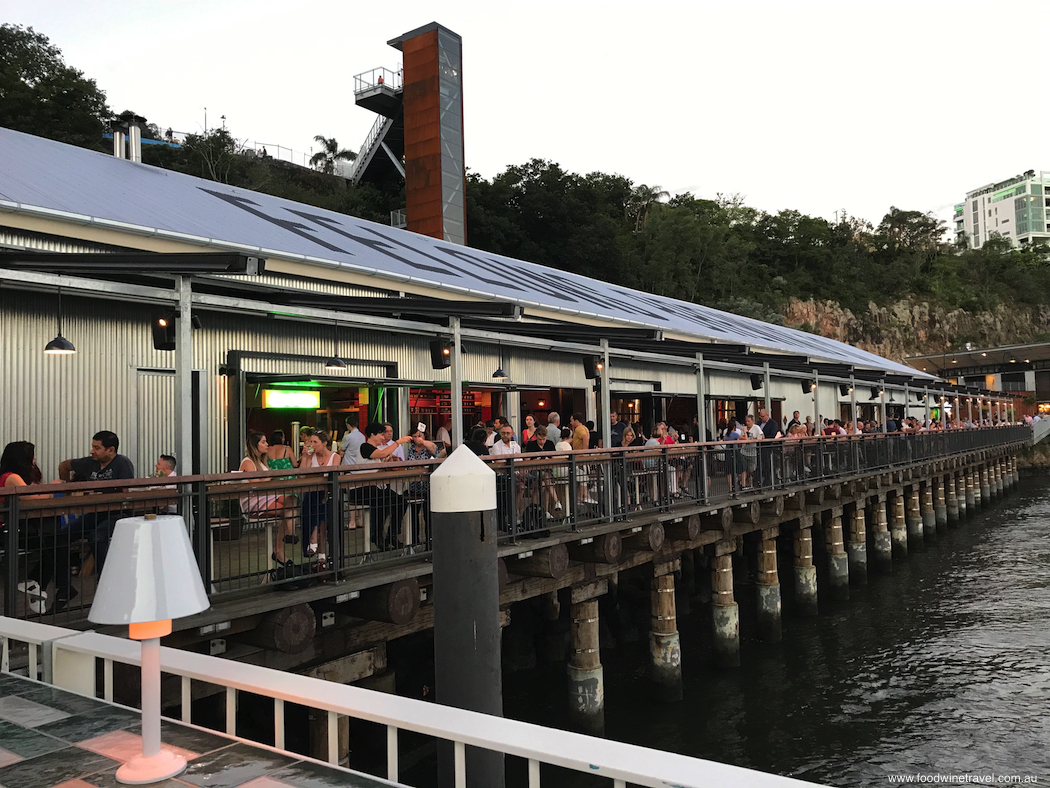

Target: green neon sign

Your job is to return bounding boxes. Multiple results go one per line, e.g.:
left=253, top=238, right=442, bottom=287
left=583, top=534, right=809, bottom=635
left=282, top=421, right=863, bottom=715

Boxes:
left=262, top=389, right=320, bottom=409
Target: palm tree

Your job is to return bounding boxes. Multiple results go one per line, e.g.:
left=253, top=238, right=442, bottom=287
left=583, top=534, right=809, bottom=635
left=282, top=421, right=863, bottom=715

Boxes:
left=310, top=135, right=356, bottom=174
left=628, top=184, right=670, bottom=231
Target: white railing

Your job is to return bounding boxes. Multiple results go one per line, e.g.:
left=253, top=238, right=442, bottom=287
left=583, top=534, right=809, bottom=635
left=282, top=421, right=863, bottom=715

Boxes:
left=0, top=617, right=823, bottom=788
left=1032, top=419, right=1050, bottom=445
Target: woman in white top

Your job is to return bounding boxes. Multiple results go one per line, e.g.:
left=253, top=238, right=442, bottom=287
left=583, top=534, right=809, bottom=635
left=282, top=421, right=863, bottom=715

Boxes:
left=299, top=430, right=339, bottom=563
left=552, top=426, right=573, bottom=512
left=239, top=431, right=296, bottom=566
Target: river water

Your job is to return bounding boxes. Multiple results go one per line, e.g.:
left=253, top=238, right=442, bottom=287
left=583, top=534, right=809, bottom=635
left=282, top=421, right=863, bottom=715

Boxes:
left=503, top=476, right=1050, bottom=787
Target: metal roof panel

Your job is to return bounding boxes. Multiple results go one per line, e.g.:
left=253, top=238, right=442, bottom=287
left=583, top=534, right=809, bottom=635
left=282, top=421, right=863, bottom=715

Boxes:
left=0, top=128, right=931, bottom=379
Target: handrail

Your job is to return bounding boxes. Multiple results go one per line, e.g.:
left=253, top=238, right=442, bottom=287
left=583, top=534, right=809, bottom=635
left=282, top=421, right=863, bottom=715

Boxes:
left=1, top=427, right=1029, bottom=618
left=347, top=114, right=394, bottom=183
left=1032, top=419, right=1050, bottom=445
left=0, top=426, right=1029, bottom=494
left=353, top=67, right=403, bottom=94
left=0, top=618, right=823, bottom=788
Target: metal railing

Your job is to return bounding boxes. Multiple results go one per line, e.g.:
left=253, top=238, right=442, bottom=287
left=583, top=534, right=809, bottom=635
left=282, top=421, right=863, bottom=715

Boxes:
left=0, top=618, right=823, bottom=787
left=0, top=427, right=1029, bottom=624
left=353, top=67, right=404, bottom=95
left=347, top=114, right=395, bottom=183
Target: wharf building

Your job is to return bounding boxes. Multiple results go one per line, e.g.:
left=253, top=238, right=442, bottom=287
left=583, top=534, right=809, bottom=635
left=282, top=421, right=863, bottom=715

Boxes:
left=0, top=19, right=1005, bottom=474
left=0, top=25, right=1030, bottom=776
left=0, top=120, right=1021, bottom=477
left=908, top=341, right=1050, bottom=419
left=0, top=123, right=985, bottom=479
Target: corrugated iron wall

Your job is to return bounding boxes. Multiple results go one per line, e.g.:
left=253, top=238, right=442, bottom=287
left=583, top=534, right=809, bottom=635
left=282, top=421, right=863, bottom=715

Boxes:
left=135, top=370, right=175, bottom=475
left=0, top=227, right=115, bottom=255
left=206, top=272, right=390, bottom=298
left=1, top=289, right=174, bottom=478
left=0, top=289, right=604, bottom=475
left=610, top=359, right=696, bottom=394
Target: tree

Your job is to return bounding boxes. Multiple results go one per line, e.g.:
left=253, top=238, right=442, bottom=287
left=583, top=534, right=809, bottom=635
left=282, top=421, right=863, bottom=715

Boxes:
left=310, top=136, right=356, bottom=174
left=183, top=128, right=242, bottom=184
left=627, top=184, right=670, bottom=231
left=0, top=24, right=110, bottom=148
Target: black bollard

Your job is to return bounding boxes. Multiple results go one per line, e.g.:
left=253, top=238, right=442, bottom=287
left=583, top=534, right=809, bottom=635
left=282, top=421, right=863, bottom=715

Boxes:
left=431, top=447, right=505, bottom=788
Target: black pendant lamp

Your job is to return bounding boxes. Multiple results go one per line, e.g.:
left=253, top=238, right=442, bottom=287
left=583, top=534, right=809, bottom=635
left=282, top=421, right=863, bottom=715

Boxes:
left=44, top=287, right=76, bottom=355
left=324, top=324, right=346, bottom=371
left=492, top=343, right=507, bottom=381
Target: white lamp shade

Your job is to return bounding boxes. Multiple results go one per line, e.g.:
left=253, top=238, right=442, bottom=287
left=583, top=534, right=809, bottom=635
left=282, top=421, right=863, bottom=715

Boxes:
left=89, top=515, right=210, bottom=625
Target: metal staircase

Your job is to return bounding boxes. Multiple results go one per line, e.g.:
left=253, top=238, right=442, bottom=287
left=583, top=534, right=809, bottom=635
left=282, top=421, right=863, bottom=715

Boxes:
left=347, top=67, right=405, bottom=188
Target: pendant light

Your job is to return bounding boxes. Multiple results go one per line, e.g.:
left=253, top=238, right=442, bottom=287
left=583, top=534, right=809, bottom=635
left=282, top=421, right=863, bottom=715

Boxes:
left=492, top=342, right=507, bottom=381
left=44, top=287, right=76, bottom=355
left=324, top=323, right=346, bottom=371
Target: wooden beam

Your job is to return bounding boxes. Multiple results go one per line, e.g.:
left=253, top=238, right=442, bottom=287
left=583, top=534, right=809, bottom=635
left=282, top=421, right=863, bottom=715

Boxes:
left=570, top=580, right=609, bottom=603
left=342, top=578, right=420, bottom=625
left=567, top=532, right=622, bottom=564
left=302, top=645, right=386, bottom=684
left=508, top=544, right=570, bottom=579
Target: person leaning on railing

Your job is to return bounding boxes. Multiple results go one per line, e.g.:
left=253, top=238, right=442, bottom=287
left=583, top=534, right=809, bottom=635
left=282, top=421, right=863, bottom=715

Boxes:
left=1, top=441, right=56, bottom=614
left=568, top=414, right=598, bottom=507
left=298, top=430, right=340, bottom=567
left=238, top=431, right=298, bottom=568
left=523, top=424, right=559, bottom=519
left=489, top=423, right=523, bottom=529
left=404, top=425, right=438, bottom=549
left=349, top=422, right=411, bottom=551
left=51, top=430, right=136, bottom=611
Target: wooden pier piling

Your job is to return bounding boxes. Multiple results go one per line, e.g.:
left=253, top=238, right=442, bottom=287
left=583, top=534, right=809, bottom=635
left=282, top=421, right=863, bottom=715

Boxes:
left=567, top=597, right=604, bottom=733
left=935, top=477, right=949, bottom=532
left=710, top=550, right=740, bottom=666
left=891, top=494, right=908, bottom=559
left=906, top=488, right=924, bottom=549
left=793, top=520, right=818, bottom=617
left=650, top=571, right=683, bottom=701
left=847, top=507, right=867, bottom=585
left=824, top=513, right=849, bottom=601
left=871, top=498, right=892, bottom=574
left=755, top=530, right=782, bottom=642
left=921, top=483, right=936, bottom=540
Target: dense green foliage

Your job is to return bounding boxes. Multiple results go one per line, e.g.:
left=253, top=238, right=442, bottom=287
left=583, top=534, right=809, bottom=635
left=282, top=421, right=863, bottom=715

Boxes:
left=140, top=129, right=396, bottom=225
left=0, top=24, right=110, bottom=149
left=466, top=160, right=1050, bottom=318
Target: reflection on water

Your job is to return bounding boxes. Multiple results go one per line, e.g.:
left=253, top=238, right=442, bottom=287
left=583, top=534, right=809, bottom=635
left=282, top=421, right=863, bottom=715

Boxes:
left=504, top=477, right=1050, bottom=786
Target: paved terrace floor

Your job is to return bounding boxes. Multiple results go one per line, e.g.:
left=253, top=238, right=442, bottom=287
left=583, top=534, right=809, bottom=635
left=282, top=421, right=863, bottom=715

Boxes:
left=0, top=672, right=398, bottom=788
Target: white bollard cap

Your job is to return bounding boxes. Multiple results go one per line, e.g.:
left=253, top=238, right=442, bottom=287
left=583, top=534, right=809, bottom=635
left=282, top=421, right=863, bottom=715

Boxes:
left=430, top=445, right=497, bottom=512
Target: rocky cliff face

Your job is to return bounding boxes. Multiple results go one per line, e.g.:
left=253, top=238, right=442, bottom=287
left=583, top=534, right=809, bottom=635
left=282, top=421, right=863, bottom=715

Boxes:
left=781, top=299, right=1050, bottom=362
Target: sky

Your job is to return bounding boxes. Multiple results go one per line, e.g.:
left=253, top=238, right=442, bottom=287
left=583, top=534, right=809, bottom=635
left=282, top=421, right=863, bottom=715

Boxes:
left=6, top=0, right=1049, bottom=228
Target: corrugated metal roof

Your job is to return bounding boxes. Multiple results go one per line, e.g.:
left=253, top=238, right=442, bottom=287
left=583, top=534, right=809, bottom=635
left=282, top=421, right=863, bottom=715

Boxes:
left=0, top=127, right=930, bottom=378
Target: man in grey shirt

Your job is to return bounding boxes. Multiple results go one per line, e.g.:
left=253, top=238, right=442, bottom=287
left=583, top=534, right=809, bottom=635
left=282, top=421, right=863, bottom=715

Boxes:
left=547, top=411, right=562, bottom=442
left=341, top=418, right=366, bottom=465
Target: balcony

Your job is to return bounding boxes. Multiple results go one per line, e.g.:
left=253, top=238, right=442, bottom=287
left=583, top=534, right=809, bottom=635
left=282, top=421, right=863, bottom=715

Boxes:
left=353, top=67, right=403, bottom=118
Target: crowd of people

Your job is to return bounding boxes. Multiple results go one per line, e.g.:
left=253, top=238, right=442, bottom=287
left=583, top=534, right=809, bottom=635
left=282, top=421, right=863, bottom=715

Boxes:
left=1, top=406, right=1018, bottom=610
